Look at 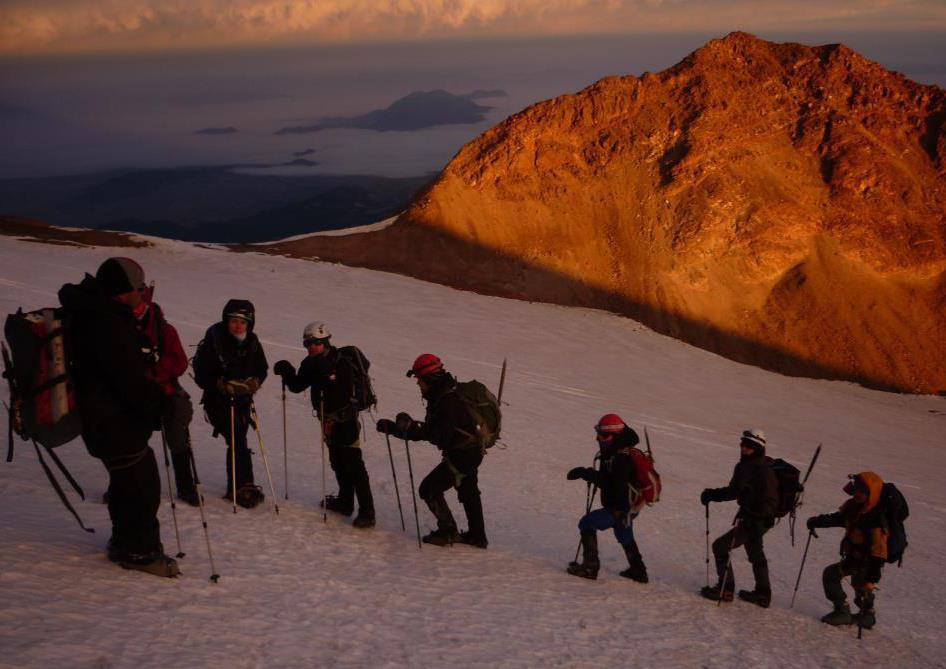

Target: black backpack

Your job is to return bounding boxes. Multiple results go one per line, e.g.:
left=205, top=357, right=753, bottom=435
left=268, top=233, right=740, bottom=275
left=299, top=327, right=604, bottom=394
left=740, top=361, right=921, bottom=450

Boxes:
left=768, top=457, right=803, bottom=519
left=879, top=482, right=909, bottom=566
left=3, top=307, right=91, bottom=532
left=336, top=346, right=376, bottom=412
left=453, top=380, right=501, bottom=450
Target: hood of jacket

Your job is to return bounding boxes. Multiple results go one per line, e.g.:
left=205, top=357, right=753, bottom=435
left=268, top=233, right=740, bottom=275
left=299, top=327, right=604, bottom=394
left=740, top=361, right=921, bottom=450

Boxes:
left=59, top=273, right=130, bottom=318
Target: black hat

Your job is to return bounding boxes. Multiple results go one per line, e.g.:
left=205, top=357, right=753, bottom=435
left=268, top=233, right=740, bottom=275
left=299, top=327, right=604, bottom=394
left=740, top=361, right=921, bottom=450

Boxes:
left=221, top=299, right=255, bottom=331
left=96, top=257, right=145, bottom=297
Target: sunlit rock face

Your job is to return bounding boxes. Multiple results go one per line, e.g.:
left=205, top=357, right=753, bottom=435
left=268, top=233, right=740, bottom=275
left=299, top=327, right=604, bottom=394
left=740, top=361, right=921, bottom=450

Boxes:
left=273, top=33, right=946, bottom=393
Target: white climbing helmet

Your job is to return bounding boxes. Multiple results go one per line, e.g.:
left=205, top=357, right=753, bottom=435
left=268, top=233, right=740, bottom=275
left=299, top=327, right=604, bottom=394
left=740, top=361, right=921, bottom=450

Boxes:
left=303, top=322, right=331, bottom=345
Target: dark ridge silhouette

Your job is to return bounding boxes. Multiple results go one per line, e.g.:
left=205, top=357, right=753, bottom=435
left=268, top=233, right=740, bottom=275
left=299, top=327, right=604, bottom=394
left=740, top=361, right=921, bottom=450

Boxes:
left=281, top=158, right=318, bottom=167
left=275, top=90, right=494, bottom=135
left=0, top=215, right=148, bottom=248
left=0, top=167, right=429, bottom=243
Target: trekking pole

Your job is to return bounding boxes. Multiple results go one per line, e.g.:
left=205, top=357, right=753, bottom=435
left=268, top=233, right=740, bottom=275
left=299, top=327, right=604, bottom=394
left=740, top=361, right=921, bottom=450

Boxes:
left=250, top=402, right=280, bottom=515
left=790, top=528, right=817, bottom=608
left=572, top=483, right=598, bottom=563
left=497, top=357, right=508, bottom=405
left=404, top=438, right=422, bottom=549
left=187, top=448, right=220, bottom=582
left=573, top=452, right=601, bottom=562
left=229, top=397, right=237, bottom=514
left=385, top=433, right=406, bottom=531
left=319, top=396, right=327, bottom=524
left=705, top=503, right=711, bottom=588
left=792, top=444, right=822, bottom=546
left=159, top=425, right=185, bottom=559
left=717, top=520, right=740, bottom=607
left=282, top=380, right=289, bottom=500
left=644, top=425, right=653, bottom=459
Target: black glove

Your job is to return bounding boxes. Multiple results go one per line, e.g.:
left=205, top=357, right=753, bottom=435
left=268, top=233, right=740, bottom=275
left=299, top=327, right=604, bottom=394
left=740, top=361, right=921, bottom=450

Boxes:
left=273, top=360, right=294, bottom=377
left=376, top=419, right=397, bottom=435
left=566, top=466, right=589, bottom=481
left=806, top=516, right=819, bottom=531
left=700, top=489, right=713, bottom=506
left=395, top=412, right=414, bottom=433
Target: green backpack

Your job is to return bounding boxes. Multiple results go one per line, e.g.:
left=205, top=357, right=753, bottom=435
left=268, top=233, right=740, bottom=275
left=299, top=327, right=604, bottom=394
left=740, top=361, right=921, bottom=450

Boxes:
left=454, top=380, right=501, bottom=450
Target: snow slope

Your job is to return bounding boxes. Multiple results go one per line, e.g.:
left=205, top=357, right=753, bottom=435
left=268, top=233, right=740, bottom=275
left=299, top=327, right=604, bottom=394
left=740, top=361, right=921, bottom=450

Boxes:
left=1, top=235, right=944, bottom=668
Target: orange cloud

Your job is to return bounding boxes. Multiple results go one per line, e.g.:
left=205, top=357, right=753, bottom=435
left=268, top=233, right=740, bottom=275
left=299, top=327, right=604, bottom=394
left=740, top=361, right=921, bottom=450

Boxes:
left=1, top=0, right=944, bottom=54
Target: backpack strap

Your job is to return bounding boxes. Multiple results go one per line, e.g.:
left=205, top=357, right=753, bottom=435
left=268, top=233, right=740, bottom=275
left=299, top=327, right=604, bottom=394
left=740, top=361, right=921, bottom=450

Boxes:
left=32, top=439, right=93, bottom=533
left=5, top=400, right=13, bottom=463
left=2, top=342, right=20, bottom=462
left=210, top=326, right=228, bottom=373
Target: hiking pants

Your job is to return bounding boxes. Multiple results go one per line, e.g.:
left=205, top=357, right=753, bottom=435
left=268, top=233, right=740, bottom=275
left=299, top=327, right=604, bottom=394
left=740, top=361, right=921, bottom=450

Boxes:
left=823, top=557, right=874, bottom=606
left=419, top=449, right=485, bottom=538
left=211, top=404, right=255, bottom=492
left=162, top=388, right=195, bottom=495
left=326, top=419, right=373, bottom=513
left=102, top=448, right=162, bottom=556
left=579, top=507, right=640, bottom=550
left=713, top=517, right=771, bottom=593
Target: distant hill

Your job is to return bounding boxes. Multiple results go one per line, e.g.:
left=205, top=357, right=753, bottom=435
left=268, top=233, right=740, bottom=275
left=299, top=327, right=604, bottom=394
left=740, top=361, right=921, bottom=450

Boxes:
left=0, top=167, right=429, bottom=243
left=263, top=33, right=946, bottom=393
left=275, top=89, right=505, bottom=135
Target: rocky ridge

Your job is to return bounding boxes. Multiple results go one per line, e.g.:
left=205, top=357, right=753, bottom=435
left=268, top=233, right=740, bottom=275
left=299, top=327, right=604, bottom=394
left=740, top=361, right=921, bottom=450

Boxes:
left=253, top=33, right=946, bottom=392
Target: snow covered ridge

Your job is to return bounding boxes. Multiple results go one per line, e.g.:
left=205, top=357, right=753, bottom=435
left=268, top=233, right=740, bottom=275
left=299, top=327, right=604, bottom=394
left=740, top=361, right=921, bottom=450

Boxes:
left=254, top=215, right=400, bottom=244
left=1, top=235, right=944, bottom=667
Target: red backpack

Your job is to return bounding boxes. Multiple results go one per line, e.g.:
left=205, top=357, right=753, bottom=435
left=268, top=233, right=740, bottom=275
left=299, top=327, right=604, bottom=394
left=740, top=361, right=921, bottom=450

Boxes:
left=624, top=447, right=662, bottom=511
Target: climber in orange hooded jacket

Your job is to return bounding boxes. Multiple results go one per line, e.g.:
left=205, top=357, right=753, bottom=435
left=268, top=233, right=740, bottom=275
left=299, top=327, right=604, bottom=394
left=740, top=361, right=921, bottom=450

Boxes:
left=807, top=471, right=888, bottom=629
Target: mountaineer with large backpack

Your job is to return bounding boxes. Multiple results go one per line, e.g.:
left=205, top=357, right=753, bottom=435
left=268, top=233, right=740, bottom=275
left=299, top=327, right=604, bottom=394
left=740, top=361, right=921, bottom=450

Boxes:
left=565, top=413, right=657, bottom=583
left=57, top=258, right=178, bottom=577
left=273, top=322, right=376, bottom=528
left=192, top=300, right=268, bottom=509
left=700, top=428, right=779, bottom=607
left=376, top=354, right=496, bottom=548
left=806, top=472, right=905, bottom=630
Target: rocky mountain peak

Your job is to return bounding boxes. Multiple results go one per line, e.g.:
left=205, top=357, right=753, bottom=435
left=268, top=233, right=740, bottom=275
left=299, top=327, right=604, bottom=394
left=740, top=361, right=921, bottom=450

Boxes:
left=270, top=33, right=946, bottom=393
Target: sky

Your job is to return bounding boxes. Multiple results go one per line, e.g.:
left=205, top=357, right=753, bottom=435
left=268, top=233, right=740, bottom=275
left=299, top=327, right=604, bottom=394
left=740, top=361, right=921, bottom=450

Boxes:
left=0, top=2, right=943, bottom=181
left=3, top=0, right=946, bottom=55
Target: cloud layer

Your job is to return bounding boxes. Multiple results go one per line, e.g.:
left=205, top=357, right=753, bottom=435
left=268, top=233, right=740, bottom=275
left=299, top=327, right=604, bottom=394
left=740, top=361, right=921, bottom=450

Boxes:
left=2, top=0, right=945, bottom=54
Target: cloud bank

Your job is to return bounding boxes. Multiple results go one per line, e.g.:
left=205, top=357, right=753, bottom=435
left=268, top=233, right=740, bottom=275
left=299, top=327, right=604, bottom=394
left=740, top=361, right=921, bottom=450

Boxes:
left=2, top=0, right=945, bottom=54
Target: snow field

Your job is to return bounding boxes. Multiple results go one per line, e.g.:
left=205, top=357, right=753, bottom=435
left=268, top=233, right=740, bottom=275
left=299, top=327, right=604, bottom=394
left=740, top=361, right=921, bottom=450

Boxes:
left=1, top=235, right=944, bottom=668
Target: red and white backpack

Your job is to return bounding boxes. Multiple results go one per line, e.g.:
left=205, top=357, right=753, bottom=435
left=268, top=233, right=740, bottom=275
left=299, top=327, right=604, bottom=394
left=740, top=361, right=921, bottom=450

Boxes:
left=623, top=447, right=662, bottom=512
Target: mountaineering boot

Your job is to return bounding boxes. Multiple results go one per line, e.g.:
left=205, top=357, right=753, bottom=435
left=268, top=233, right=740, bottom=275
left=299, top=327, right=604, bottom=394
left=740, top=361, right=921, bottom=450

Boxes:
left=423, top=527, right=460, bottom=546
left=460, top=498, right=488, bottom=549
left=567, top=532, right=600, bottom=580
left=120, top=551, right=181, bottom=578
left=619, top=542, right=648, bottom=583
left=352, top=509, right=376, bottom=529
left=320, top=494, right=354, bottom=516
left=458, top=531, right=489, bottom=549
left=855, top=608, right=876, bottom=630
left=106, top=538, right=125, bottom=563
left=700, top=583, right=734, bottom=602
left=236, top=484, right=264, bottom=509
left=854, top=588, right=876, bottom=629
left=178, top=490, right=202, bottom=507
left=820, top=602, right=854, bottom=625
left=737, top=589, right=772, bottom=608
left=423, top=495, right=459, bottom=546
